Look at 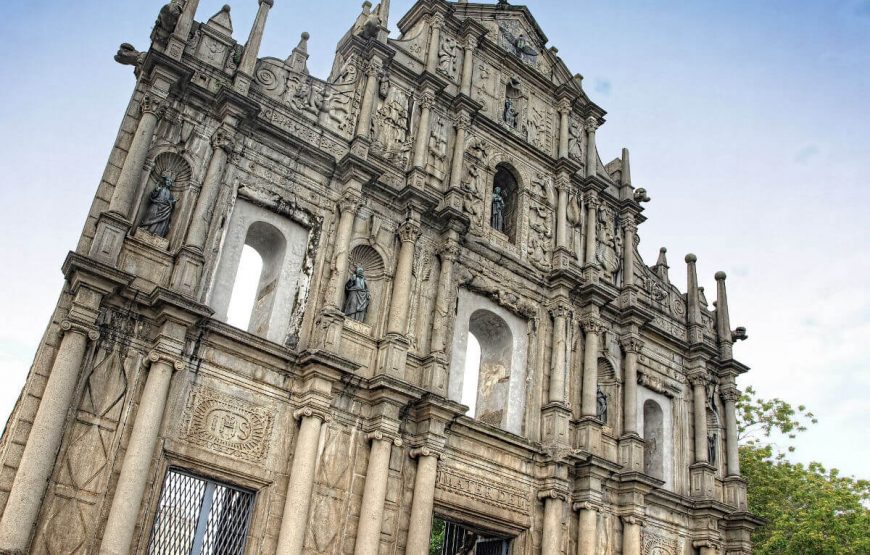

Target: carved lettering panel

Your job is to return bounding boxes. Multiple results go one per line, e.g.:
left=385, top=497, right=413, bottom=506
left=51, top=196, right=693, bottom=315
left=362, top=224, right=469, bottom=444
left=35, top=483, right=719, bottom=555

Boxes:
left=435, top=466, right=530, bottom=514
left=180, top=386, right=275, bottom=463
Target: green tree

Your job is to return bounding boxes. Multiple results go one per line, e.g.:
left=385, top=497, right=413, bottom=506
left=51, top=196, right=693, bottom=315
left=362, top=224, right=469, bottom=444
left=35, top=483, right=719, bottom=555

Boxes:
left=737, top=386, right=870, bottom=554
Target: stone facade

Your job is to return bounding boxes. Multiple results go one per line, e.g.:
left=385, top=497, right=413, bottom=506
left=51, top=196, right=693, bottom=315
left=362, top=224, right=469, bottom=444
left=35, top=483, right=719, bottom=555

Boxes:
left=0, top=1, right=760, bottom=554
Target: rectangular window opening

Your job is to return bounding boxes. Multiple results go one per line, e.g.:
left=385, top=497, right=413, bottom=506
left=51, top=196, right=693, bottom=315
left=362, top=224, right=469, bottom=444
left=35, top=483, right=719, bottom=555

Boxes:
left=147, top=468, right=256, bottom=555
left=429, top=517, right=512, bottom=555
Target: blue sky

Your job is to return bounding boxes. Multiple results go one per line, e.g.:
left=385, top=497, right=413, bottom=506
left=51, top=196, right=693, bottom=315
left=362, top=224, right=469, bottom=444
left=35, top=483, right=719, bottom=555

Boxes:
left=0, top=1, right=867, bottom=477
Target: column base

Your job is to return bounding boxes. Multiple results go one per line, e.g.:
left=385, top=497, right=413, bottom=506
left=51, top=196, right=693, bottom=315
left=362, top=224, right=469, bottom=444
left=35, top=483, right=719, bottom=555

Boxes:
left=350, top=136, right=371, bottom=159
left=90, top=211, right=132, bottom=266
left=550, top=246, right=575, bottom=273
left=582, top=264, right=600, bottom=284
left=618, top=433, right=645, bottom=473
left=541, top=403, right=572, bottom=448
left=170, top=246, right=205, bottom=298
left=723, top=475, right=748, bottom=510
left=575, top=416, right=603, bottom=455
left=689, top=462, right=717, bottom=499
left=377, top=333, right=410, bottom=379
left=421, top=351, right=449, bottom=396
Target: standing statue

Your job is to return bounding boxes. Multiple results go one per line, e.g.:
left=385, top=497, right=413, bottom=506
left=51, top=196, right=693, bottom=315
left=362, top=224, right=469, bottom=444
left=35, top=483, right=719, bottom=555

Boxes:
left=708, top=432, right=718, bottom=465
left=139, top=173, right=176, bottom=238
left=490, top=187, right=506, bottom=232
left=503, top=97, right=518, bottom=128
left=151, top=1, right=183, bottom=47
left=596, top=388, right=608, bottom=423
left=343, top=267, right=371, bottom=322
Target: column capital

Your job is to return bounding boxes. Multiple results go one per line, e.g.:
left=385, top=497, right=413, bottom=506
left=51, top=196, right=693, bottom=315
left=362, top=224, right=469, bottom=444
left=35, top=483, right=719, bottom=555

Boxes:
left=620, top=514, right=645, bottom=527
left=398, top=219, right=422, bottom=244
left=452, top=110, right=472, bottom=130
left=557, top=98, right=573, bottom=115
left=140, top=93, right=166, bottom=117
left=366, top=430, right=403, bottom=447
left=210, top=125, right=237, bottom=152
left=620, top=212, right=638, bottom=233
left=429, top=12, right=445, bottom=29
left=581, top=318, right=606, bottom=335
left=145, top=350, right=185, bottom=372
left=417, top=89, right=436, bottom=109
left=584, top=115, right=599, bottom=132
left=409, top=446, right=443, bottom=459
left=437, top=239, right=460, bottom=262
left=538, top=488, right=569, bottom=502
left=364, top=59, right=383, bottom=77
left=549, top=303, right=571, bottom=319
left=339, top=189, right=362, bottom=213
left=60, top=319, right=100, bottom=341
left=619, top=335, right=645, bottom=353
left=572, top=500, right=601, bottom=513
left=554, top=172, right=571, bottom=192
left=293, top=405, right=329, bottom=422
left=688, top=372, right=709, bottom=388
left=720, top=386, right=741, bottom=402
left=463, top=35, right=478, bottom=50
left=582, top=190, right=600, bottom=208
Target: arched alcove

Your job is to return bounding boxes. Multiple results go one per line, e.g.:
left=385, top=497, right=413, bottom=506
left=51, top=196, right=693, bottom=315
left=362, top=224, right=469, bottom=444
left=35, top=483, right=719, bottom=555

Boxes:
left=643, top=399, right=664, bottom=480
left=345, top=244, right=386, bottom=327
left=134, top=152, right=192, bottom=246
left=492, top=164, right=520, bottom=241
left=226, top=245, right=264, bottom=330
left=244, top=221, right=287, bottom=337
left=468, top=309, right=513, bottom=427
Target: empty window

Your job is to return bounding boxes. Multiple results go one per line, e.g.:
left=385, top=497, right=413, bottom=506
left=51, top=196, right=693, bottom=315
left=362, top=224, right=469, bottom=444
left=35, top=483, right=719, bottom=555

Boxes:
left=430, top=518, right=511, bottom=555
left=148, top=469, right=255, bottom=555
left=226, top=245, right=263, bottom=330
left=643, top=400, right=664, bottom=480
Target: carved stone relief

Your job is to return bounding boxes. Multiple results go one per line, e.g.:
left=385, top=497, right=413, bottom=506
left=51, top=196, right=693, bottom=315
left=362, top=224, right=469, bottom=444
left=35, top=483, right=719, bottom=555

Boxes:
left=437, top=34, right=460, bottom=80
left=641, top=529, right=682, bottom=555
left=180, top=386, right=276, bottom=463
left=595, top=205, right=622, bottom=284
left=527, top=204, right=552, bottom=271
left=372, top=86, right=411, bottom=168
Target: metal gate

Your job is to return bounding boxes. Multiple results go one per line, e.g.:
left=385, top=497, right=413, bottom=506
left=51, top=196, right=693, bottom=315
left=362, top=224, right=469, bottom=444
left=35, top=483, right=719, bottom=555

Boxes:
left=147, top=469, right=255, bottom=555
left=440, top=520, right=510, bottom=555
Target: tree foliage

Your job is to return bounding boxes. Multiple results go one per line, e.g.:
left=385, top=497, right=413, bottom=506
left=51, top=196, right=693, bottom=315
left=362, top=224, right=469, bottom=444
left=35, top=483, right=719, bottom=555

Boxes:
left=737, top=386, right=870, bottom=554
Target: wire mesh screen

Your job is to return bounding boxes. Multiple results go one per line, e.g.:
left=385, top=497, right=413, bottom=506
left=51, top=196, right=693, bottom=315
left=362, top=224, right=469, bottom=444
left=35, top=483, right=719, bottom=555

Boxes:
left=147, top=469, right=255, bottom=555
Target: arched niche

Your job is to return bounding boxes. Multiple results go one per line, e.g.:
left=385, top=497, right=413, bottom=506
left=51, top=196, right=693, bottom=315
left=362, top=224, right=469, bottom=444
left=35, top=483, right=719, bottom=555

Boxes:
left=491, top=164, right=520, bottom=242
left=597, top=359, right=619, bottom=430
left=643, top=399, right=665, bottom=481
left=707, top=407, right=722, bottom=471
left=346, top=244, right=387, bottom=328
left=448, top=289, right=528, bottom=435
left=209, top=199, right=310, bottom=344
left=133, top=151, right=192, bottom=248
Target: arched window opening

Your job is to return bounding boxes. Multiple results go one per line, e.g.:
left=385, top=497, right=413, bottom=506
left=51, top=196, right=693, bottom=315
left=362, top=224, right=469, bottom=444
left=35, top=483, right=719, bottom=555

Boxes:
left=491, top=164, right=519, bottom=241
left=226, top=245, right=263, bottom=331
left=468, top=309, right=513, bottom=428
left=643, top=400, right=664, bottom=480
left=461, top=332, right=482, bottom=416
left=243, top=221, right=287, bottom=337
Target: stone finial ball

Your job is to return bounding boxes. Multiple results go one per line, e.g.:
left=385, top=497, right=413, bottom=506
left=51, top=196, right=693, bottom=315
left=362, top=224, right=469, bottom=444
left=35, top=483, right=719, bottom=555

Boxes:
left=685, top=253, right=697, bottom=263
left=222, top=4, right=231, bottom=12
left=301, top=32, right=310, bottom=40
left=659, top=247, right=667, bottom=253
left=715, top=271, right=727, bottom=280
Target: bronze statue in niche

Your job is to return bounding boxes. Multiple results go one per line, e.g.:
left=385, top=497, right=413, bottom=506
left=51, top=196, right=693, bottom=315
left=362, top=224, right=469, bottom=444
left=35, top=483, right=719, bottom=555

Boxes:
left=138, top=173, right=176, bottom=238
left=491, top=187, right=506, bottom=232
left=343, top=267, right=371, bottom=322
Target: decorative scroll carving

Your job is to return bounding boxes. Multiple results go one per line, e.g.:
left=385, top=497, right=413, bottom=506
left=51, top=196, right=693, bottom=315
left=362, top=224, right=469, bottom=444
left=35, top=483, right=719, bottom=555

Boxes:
left=180, top=386, right=276, bottom=462
left=595, top=205, right=622, bottom=284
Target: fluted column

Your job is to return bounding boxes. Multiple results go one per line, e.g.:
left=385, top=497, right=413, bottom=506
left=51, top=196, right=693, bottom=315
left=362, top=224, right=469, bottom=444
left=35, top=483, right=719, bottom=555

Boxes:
left=425, top=14, right=444, bottom=74
left=412, top=91, right=435, bottom=169
left=328, top=191, right=361, bottom=308
left=581, top=319, right=603, bottom=417
left=0, top=322, right=97, bottom=553
left=100, top=353, right=182, bottom=555
left=276, top=409, right=326, bottom=555
left=354, top=433, right=399, bottom=555
left=405, top=449, right=440, bottom=555
left=540, top=492, right=564, bottom=555
left=555, top=175, right=569, bottom=250
left=722, top=387, right=741, bottom=476
left=557, top=98, right=571, bottom=159
left=185, top=125, right=235, bottom=250
left=584, top=116, right=598, bottom=178
left=429, top=237, right=460, bottom=354
left=236, top=0, right=273, bottom=80
left=356, top=61, right=381, bottom=139
left=621, top=516, right=643, bottom=555
left=583, top=191, right=599, bottom=267
left=549, top=305, right=569, bottom=404
left=448, top=112, right=470, bottom=188
left=107, top=94, right=163, bottom=218
left=575, top=502, right=599, bottom=555
left=691, top=374, right=709, bottom=464
left=621, top=214, right=637, bottom=288
left=459, top=36, right=477, bottom=96
left=620, top=336, right=644, bottom=435
left=387, top=219, right=422, bottom=335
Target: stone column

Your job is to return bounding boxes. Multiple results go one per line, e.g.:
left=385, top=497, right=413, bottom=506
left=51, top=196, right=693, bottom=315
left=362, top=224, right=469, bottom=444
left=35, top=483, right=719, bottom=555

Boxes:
left=584, top=116, right=598, bottom=178
left=722, top=387, right=741, bottom=476
left=715, top=271, right=734, bottom=359
left=429, top=237, right=460, bottom=355
left=581, top=319, right=603, bottom=417
left=557, top=98, right=571, bottom=159
left=185, top=125, right=235, bottom=250
left=276, top=408, right=326, bottom=555
left=236, top=0, right=273, bottom=81
left=425, top=14, right=444, bottom=74
left=555, top=175, right=569, bottom=250
left=621, top=214, right=637, bottom=288
left=353, top=433, right=399, bottom=555
left=583, top=191, right=599, bottom=268
left=540, top=492, right=564, bottom=555
left=412, top=91, right=435, bottom=169
left=328, top=191, right=361, bottom=308
left=386, top=219, right=422, bottom=335
left=356, top=61, right=381, bottom=139
left=107, top=94, right=163, bottom=218
left=695, top=541, right=719, bottom=555
left=549, top=305, right=569, bottom=404
left=0, top=322, right=97, bottom=553
left=100, top=352, right=182, bottom=555
left=575, top=502, right=599, bottom=555
left=404, top=448, right=440, bottom=555
left=621, top=516, right=643, bottom=555
left=459, top=36, right=477, bottom=96
left=621, top=337, right=643, bottom=435
left=448, top=112, right=470, bottom=189
left=691, top=375, right=709, bottom=464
